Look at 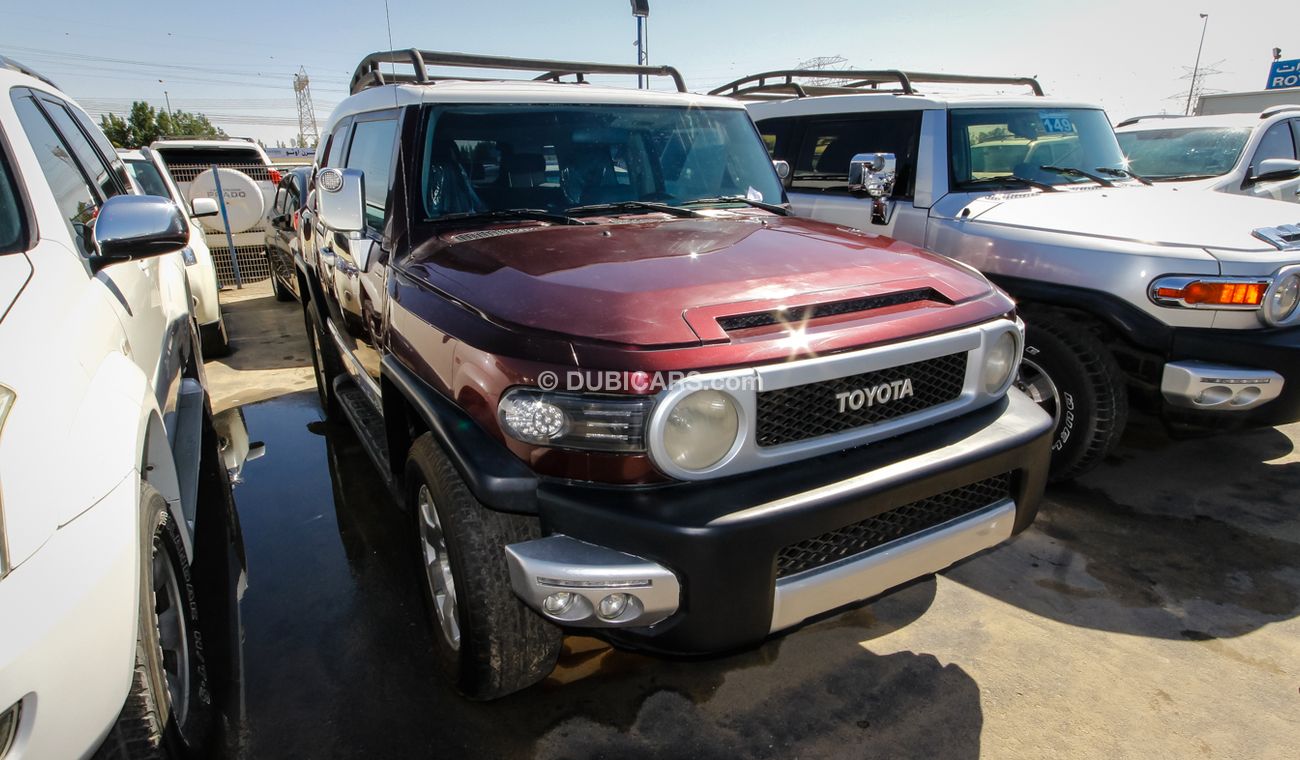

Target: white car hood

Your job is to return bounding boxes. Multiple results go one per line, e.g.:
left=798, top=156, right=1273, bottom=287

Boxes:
left=958, top=185, right=1298, bottom=254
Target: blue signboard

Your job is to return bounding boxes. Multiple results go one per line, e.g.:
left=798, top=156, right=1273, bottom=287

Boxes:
left=1267, top=59, right=1300, bottom=90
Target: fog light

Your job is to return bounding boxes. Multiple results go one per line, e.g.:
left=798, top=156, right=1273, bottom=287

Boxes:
left=597, top=593, right=629, bottom=620
left=542, top=592, right=575, bottom=615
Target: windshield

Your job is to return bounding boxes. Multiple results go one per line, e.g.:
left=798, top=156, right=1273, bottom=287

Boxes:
left=418, top=104, right=784, bottom=220
left=1117, top=127, right=1250, bottom=180
left=949, top=108, right=1128, bottom=190
left=124, top=158, right=173, bottom=200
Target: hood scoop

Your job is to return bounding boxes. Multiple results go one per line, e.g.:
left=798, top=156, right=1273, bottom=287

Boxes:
left=1254, top=223, right=1300, bottom=251
left=717, top=288, right=950, bottom=332
left=446, top=226, right=537, bottom=244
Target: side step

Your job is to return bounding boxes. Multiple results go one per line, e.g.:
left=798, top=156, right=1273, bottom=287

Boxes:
left=332, top=375, right=404, bottom=506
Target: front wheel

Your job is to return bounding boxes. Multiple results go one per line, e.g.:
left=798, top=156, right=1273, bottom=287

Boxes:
left=303, top=300, right=342, bottom=416
left=94, top=485, right=213, bottom=759
left=405, top=433, right=561, bottom=700
left=1017, top=313, right=1128, bottom=481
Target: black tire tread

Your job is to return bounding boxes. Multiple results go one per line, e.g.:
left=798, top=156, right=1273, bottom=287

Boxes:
left=1025, top=310, right=1128, bottom=481
left=304, top=299, right=343, bottom=416
left=406, top=433, right=560, bottom=700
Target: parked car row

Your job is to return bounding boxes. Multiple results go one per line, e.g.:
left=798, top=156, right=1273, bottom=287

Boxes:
left=281, top=50, right=1300, bottom=702
left=2, top=43, right=1300, bottom=758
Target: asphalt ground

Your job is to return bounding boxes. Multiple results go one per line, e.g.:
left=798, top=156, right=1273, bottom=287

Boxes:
left=207, top=280, right=1300, bottom=759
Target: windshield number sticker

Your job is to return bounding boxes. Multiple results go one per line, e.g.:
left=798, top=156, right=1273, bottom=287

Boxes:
left=1040, top=112, right=1074, bottom=134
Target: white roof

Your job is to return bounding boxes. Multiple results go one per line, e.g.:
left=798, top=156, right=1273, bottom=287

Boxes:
left=745, top=91, right=1101, bottom=119
left=327, top=79, right=745, bottom=129
left=1115, top=112, right=1274, bottom=132
left=149, top=137, right=266, bottom=152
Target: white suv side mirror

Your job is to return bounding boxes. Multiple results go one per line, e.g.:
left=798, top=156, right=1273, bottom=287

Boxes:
left=317, top=168, right=366, bottom=234
left=1253, top=158, right=1300, bottom=183
left=190, top=197, right=220, bottom=218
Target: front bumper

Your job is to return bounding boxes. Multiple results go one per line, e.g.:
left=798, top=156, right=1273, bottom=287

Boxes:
left=1165, top=324, right=1300, bottom=427
left=512, top=389, right=1051, bottom=655
left=0, top=475, right=139, bottom=759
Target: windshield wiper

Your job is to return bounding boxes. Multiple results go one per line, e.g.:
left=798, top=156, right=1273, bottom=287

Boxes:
left=963, top=175, right=1060, bottom=192
left=679, top=196, right=791, bottom=215
left=566, top=201, right=704, bottom=219
left=1096, top=166, right=1151, bottom=186
left=430, top=208, right=589, bottom=226
left=1149, top=173, right=1216, bottom=182
left=1039, top=165, right=1115, bottom=187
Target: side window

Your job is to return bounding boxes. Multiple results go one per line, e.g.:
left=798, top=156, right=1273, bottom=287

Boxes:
left=0, top=141, right=27, bottom=254
left=286, top=177, right=301, bottom=210
left=68, top=103, right=133, bottom=192
left=271, top=184, right=288, bottom=215
left=323, top=122, right=350, bottom=168
left=1252, top=122, right=1297, bottom=175
left=345, top=117, right=399, bottom=234
left=39, top=98, right=126, bottom=201
left=790, top=113, right=922, bottom=198
left=13, top=95, right=101, bottom=257
left=756, top=117, right=795, bottom=159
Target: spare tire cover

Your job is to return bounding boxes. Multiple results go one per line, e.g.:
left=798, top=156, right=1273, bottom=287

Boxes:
left=188, top=168, right=265, bottom=234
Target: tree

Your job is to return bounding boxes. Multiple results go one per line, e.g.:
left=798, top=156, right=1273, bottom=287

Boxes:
left=99, top=101, right=225, bottom=148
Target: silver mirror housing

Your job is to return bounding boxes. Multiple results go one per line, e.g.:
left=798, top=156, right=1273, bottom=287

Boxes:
left=1254, top=157, right=1300, bottom=182
left=317, top=167, right=366, bottom=234
left=91, top=194, right=189, bottom=271
left=848, top=152, right=897, bottom=198
left=772, top=159, right=791, bottom=180
left=190, top=197, right=220, bottom=218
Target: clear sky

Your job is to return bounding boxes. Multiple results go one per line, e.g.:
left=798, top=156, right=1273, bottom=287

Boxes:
left=2, top=0, right=1295, bottom=145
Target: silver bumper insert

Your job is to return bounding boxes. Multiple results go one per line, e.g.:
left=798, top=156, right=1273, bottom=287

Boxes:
left=504, top=535, right=680, bottom=627
left=1161, top=361, right=1283, bottom=411
left=770, top=499, right=1016, bottom=633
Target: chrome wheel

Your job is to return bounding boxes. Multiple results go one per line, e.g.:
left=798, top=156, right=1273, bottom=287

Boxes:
left=1017, top=356, right=1062, bottom=427
left=153, top=537, right=190, bottom=728
left=418, top=484, right=461, bottom=650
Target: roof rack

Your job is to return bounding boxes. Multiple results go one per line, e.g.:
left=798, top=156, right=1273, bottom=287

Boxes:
left=0, top=54, right=59, bottom=90
left=155, top=135, right=257, bottom=143
left=1260, top=104, right=1300, bottom=119
left=707, top=69, right=1044, bottom=99
left=349, top=49, right=687, bottom=95
left=1114, top=114, right=1185, bottom=128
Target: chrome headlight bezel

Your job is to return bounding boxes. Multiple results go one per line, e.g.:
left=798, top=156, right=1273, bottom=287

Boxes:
left=1262, top=266, right=1300, bottom=326
left=654, top=388, right=745, bottom=475
left=982, top=325, right=1023, bottom=396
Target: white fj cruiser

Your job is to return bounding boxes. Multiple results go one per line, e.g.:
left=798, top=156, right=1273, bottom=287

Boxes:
left=723, top=70, right=1300, bottom=478
left=0, top=57, right=232, bottom=758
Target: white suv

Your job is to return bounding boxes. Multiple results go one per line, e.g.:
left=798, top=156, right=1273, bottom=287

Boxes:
left=725, top=70, right=1300, bottom=479
left=119, top=148, right=230, bottom=355
left=1116, top=106, right=1300, bottom=203
left=0, top=57, right=224, bottom=758
left=150, top=137, right=281, bottom=289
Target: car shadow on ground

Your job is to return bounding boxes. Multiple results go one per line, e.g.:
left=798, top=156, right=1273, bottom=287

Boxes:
left=944, top=414, right=1300, bottom=641
left=227, top=392, right=985, bottom=760
left=217, top=292, right=311, bottom=373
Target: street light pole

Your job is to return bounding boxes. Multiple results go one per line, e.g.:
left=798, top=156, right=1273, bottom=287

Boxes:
left=630, top=0, right=649, bottom=89
left=1184, top=13, right=1209, bottom=116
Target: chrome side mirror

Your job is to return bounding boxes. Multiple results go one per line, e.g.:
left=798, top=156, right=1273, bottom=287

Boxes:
left=772, top=159, right=791, bottom=181
left=848, top=152, right=897, bottom=197
left=190, top=197, right=220, bottom=218
left=317, top=167, right=366, bottom=234
left=91, top=195, right=189, bottom=272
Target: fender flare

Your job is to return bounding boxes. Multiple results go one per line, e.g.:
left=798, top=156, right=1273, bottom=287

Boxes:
left=988, top=274, right=1175, bottom=353
left=380, top=354, right=539, bottom=514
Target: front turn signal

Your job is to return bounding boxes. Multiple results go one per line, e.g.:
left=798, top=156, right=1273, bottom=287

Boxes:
left=1150, top=277, right=1270, bottom=310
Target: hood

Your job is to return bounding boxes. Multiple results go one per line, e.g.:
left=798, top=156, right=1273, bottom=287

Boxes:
left=404, top=215, right=996, bottom=347
left=956, top=185, right=1300, bottom=254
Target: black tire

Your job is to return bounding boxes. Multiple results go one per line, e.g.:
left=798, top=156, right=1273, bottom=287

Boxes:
left=303, top=299, right=343, bottom=416
left=94, top=485, right=213, bottom=760
left=199, top=316, right=230, bottom=359
left=405, top=433, right=561, bottom=700
left=1018, top=312, right=1128, bottom=481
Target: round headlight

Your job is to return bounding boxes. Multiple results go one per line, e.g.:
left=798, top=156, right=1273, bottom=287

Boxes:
left=1267, top=274, right=1300, bottom=324
left=662, top=390, right=740, bottom=471
left=982, top=331, right=1019, bottom=394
